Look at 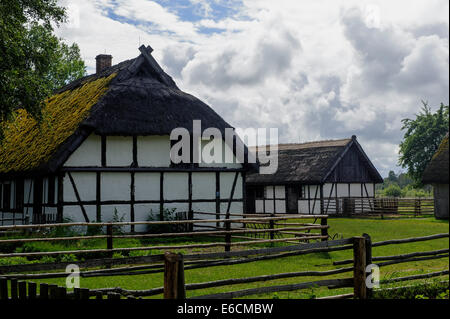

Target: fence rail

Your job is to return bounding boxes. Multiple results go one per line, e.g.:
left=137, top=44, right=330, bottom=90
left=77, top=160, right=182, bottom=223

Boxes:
left=0, top=232, right=448, bottom=300
left=323, top=197, right=434, bottom=216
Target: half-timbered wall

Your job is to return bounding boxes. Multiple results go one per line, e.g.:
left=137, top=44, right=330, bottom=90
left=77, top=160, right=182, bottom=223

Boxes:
left=58, top=134, right=244, bottom=231
left=249, top=182, right=375, bottom=215
left=1, top=133, right=246, bottom=228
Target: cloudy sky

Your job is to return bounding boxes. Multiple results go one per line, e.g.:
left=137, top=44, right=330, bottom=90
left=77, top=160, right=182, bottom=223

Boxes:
left=56, top=0, right=449, bottom=177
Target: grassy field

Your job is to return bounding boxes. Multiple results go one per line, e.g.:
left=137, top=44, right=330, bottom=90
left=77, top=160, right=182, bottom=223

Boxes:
left=2, top=217, right=449, bottom=299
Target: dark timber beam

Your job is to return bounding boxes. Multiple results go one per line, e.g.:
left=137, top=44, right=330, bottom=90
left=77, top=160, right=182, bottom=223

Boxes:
left=67, top=172, right=89, bottom=223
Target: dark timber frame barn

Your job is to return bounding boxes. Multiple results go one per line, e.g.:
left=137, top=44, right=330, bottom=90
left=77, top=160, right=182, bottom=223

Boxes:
left=245, top=136, right=383, bottom=215
left=0, top=45, right=256, bottom=230
left=422, top=133, right=449, bottom=220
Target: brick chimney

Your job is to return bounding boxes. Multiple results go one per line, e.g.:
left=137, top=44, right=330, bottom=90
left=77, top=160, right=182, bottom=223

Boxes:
left=95, top=54, right=112, bottom=74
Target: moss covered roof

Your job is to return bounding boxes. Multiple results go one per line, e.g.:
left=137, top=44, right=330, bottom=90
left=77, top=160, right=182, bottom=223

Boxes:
left=422, top=133, right=449, bottom=184
left=0, top=74, right=116, bottom=174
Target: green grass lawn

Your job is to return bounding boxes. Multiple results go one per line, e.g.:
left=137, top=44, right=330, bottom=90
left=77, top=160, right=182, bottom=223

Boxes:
left=9, top=217, right=447, bottom=299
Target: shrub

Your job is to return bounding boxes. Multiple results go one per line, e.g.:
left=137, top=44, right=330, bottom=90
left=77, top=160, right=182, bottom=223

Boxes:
left=146, top=208, right=184, bottom=234
left=383, top=184, right=402, bottom=197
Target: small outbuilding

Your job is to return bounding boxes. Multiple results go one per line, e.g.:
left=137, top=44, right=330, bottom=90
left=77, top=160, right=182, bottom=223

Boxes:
left=245, top=136, right=383, bottom=215
left=422, top=133, right=449, bottom=220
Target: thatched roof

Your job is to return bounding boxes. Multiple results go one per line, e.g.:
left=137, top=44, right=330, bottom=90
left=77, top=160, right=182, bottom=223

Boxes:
left=246, top=136, right=383, bottom=185
left=422, top=133, right=449, bottom=184
left=0, top=45, right=256, bottom=177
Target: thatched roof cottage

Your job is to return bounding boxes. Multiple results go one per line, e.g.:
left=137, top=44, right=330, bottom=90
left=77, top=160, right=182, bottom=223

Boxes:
left=0, top=45, right=256, bottom=230
left=422, top=133, right=449, bottom=220
left=246, top=136, right=383, bottom=215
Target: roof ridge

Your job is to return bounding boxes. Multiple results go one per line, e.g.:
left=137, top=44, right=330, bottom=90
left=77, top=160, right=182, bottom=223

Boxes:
left=249, top=138, right=352, bottom=151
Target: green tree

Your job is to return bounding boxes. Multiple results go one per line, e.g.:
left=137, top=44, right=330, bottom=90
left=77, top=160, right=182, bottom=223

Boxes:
left=383, top=184, right=402, bottom=197
left=0, top=0, right=86, bottom=123
left=399, top=101, right=449, bottom=186
left=387, top=170, right=398, bottom=183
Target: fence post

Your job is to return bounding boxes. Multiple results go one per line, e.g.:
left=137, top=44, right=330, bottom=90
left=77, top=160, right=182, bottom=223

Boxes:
left=363, top=233, right=373, bottom=299
left=48, top=284, right=58, bottom=299
left=414, top=199, right=421, bottom=217
left=353, top=236, right=367, bottom=299
left=164, top=252, right=186, bottom=299
left=106, top=223, right=114, bottom=267
left=28, top=282, right=37, bottom=299
left=0, top=277, right=7, bottom=300
left=224, top=219, right=231, bottom=252
left=18, top=281, right=27, bottom=300
left=269, top=213, right=275, bottom=241
left=321, top=217, right=328, bottom=241
left=106, top=224, right=113, bottom=252
left=10, top=278, right=18, bottom=300
left=79, top=288, right=90, bottom=300
left=40, top=283, right=49, bottom=299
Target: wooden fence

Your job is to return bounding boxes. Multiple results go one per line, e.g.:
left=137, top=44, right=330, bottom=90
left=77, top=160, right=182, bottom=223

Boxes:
left=0, top=232, right=448, bottom=300
left=324, top=197, right=434, bottom=217
left=0, top=214, right=328, bottom=265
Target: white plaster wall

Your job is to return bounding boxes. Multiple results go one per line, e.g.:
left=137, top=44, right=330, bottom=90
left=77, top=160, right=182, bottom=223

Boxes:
left=134, top=203, right=160, bottom=232
left=43, top=206, right=57, bottom=216
left=134, top=173, right=160, bottom=201
left=266, top=186, right=274, bottom=199
left=106, top=136, right=133, bottom=166
left=255, top=200, right=264, bottom=213
left=64, top=134, right=102, bottom=167
left=275, top=200, right=286, bottom=213
left=192, top=202, right=216, bottom=230
left=101, top=204, right=131, bottom=232
left=137, top=136, right=171, bottom=167
left=220, top=172, right=243, bottom=200
left=63, top=205, right=96, bottom=223
left=323, top=183, right=335, bottom=198
left=336, top=183, right=349, bottom=197
left=101, top=173, right=131, bottom=201
left=220, top=202, right=244, bottom=229
left=163, top=173, right=189, bottom=200
left=199, top=138, right=242, bottom=168
left=364, top=183, right=375, bottom=196
left=350, top=183, right=362, bottom=197
left=64, top=173, right=97, bottom=202
left=24, top=179, right=33, bottom=204
left=274, top=186, right=285, bottom=199
left=192, top=172, right=216, bottom=200
left=298, top=200, right=309, bottom=214
left=265, top=200, right=274, bottom=213
left=42, top=178, right=48, bottom=203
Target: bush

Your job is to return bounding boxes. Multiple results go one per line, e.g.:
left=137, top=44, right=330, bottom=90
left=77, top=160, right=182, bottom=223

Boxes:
left=383, top=184, right=402, bottom=197
left=374, top=280, right=449, bottom=299
left=146, top=208, right=185, bottom=234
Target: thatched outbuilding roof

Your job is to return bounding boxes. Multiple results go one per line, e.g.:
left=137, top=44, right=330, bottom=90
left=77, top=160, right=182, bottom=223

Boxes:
left=0, top=45, right=256, bottom=177
left=422, top=133, right=449, bottom=184
left=246, top=136, right=383, bottom=185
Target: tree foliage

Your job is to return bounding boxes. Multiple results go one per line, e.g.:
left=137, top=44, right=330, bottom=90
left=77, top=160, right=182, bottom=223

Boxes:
left=0, top=0, right=86, bottom=122
left=399, top=101, right=449, bottom=186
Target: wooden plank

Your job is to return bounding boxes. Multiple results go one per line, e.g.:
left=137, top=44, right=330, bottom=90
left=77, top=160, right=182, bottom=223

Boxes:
left=18, top=281, right=27, bottom=299
left=372, top=233, right=449, bottom=247
left=10, top=278, right=18, bottom=299
left=353, top=237, right=367, bottom=299
left=164, top=252, right=181, bottom=299
left=39, top=283, right=49, bottom=299
left=0, top=254, right=165, bottom=274
left=191, top=278, right=354, bottom=299
left=0, top=277, right=7, bottom=300
left=380, top=270, right=449, bottom=284
left=28, top=282, right=37, bottom=299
